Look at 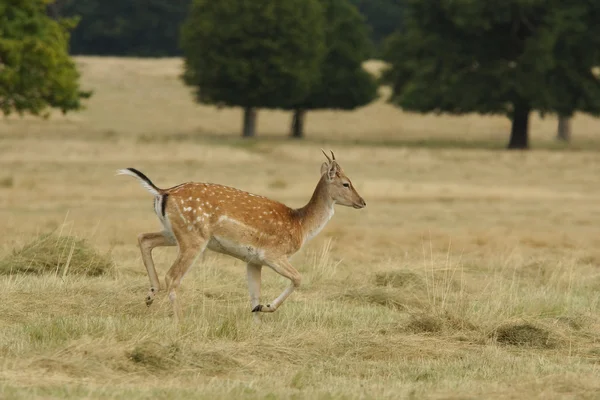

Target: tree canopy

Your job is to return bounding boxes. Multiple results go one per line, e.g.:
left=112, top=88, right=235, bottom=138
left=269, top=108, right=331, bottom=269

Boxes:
left=49, top=0, right=191, bottom=57
left=288, top=0, right=379, bottom=138
left=180, top=0, right=325, bottom=137
left=381, top=0, right=600, bottom=149
left=0, top=0, right=89, bottom=117
left=350, top=0, right=404, bottom=55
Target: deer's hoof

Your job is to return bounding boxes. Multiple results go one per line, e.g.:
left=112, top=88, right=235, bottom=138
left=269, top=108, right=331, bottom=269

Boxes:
left=251, top=305, right=263, bottom=312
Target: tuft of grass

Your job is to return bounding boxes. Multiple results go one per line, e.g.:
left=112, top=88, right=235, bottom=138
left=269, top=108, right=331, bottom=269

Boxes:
left=405, top=312, right=478, bottom=335
left=494, top=322, right=556, bottom=348
left=208, top=317, right=241, bottom=340
left=289, top=369, right=312, bottom=389
left=339, top=286, right=425, bottom=311
left=374, top=270, right=425, bottom=289
left=0, top=233, right=114, bottom=277
left=303, top=238, right=342, bottom=284
left=268, top=178, right=288, bottom=189
left=0, top=176, right=14, bottom=188
left=406, top=313, right=444, bottom=334
left=128, top=340, right=242, bottom=375
left=129, top=341, right=179, bottom=370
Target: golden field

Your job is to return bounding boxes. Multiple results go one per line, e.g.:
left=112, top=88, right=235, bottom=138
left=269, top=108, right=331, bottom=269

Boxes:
left=0, top=57, right=599, bottom=399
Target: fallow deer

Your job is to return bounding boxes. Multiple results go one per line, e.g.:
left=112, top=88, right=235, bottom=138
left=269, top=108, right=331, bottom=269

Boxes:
left=117, top=150, right=366, bottom=321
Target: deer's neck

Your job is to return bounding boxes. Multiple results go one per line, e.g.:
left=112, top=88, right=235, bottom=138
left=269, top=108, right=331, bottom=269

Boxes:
left=295, top=177, right=334, bottom=243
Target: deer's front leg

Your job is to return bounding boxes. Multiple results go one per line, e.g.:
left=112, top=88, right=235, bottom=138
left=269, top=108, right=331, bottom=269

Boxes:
left=246, top=262, right=262, bottom=323
left=252, top=258, right=301, bottom=313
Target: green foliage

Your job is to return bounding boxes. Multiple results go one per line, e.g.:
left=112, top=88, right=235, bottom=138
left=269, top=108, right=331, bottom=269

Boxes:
left=0, top=0, right=90, bottom=117
left=52, top=0, right=191, bottom=57
left=349, top=0, right=405, bottom=54
left=381, top=0, right=600, bottom=148
left=293, top=0, right=378, bottom=111
left=180, top=0, right=325, bottom=110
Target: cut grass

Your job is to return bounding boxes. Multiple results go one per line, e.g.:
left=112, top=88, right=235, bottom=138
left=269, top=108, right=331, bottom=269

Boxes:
left=0, top=232, right=114, bottom=277
left=1, top=57, right=600, bottom=399
left=494, top=322, right=555, bottom=348
left=374, top=269, right=425, bottom=288
left=0, top=176, right=14, bottom=188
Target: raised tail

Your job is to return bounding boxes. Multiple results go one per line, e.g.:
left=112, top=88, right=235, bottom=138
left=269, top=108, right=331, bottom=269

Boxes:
left=116, top=168, right=163, bottom=196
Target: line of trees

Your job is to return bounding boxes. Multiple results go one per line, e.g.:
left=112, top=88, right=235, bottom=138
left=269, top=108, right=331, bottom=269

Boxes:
left=3, top=0, right=600, bottom=149
left=48, top=0, right=191, bottom=57
left=180, top=0, right=378, bottom=138
left=349, top=0, right=405, bottom=55
left=47, top=0, right=403, bottom=58
left=381, top=0, right=600, bottom=149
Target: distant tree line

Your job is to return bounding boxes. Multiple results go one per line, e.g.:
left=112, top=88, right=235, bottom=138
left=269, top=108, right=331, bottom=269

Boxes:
left=6, top=0, right=600, bottom=149
left=47, top=0, right=403, bottom=58
left=349, top=0, right=404, bottom=56
left=47, top=0, right=191, bottom=57
left=381, top=0, right=600, bottom=149
left=11, top=0, right=379, bottom=138
left=180, top=0, right=378, bottom=138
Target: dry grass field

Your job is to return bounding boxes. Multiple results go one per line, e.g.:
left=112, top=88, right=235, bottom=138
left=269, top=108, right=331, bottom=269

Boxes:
left=1, top=57, right=600, bottom=399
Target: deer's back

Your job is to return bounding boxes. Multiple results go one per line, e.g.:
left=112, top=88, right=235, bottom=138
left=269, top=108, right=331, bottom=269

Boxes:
left=164, top=182, right=303, bottom=260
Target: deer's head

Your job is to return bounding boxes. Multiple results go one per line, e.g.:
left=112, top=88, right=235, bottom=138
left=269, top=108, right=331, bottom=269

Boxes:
left=320, top=150, right=366, bottom=209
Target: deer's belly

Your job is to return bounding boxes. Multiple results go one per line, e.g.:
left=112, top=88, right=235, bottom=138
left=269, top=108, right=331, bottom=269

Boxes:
left=207, top=236, right=265, bottom=263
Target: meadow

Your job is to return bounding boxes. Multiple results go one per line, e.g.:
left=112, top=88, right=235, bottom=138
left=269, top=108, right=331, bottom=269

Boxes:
left=0, top=57, right=599, bottom=399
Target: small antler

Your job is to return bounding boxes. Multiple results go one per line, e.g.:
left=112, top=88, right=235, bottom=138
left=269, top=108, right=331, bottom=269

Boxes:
left=321, top=148, right=332, bottom=164
left=330, top=150, right=336, bottom=161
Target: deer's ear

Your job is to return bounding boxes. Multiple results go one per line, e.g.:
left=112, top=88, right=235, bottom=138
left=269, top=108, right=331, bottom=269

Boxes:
left=320, top=162, right=329, bottom=176
left=327, top=161, right=338, bottom=181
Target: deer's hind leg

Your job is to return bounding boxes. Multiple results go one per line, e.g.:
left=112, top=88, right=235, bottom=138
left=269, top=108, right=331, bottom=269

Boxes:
left=164, top=236, right=207, bottom=322
left=138, top=231, right=176, bottom=306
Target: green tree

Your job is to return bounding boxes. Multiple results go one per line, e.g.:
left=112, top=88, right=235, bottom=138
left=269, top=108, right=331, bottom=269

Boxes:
left=288, top=0, right=378, bottom=138
left=349, top=0, right=405, bottom=55
left=180, top=0, right=325, bottom=137
left=0, top=0, right=89, bottom=117
left=382, top=0, right=600, bottom=149
left=49, top=0, right=191, bottom=57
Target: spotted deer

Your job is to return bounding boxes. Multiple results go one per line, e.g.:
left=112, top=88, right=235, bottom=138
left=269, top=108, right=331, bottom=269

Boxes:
left=117, top=150, right=366, bottom=321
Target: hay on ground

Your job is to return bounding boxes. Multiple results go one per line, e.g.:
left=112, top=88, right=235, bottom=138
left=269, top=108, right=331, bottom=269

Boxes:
left=0, top=233, right=114, bottom=276
left=494, top=322, right=555, bottom=348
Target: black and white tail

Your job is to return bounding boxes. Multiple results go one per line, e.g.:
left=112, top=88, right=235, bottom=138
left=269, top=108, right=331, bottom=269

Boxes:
left=117, top=168, right=162, bottom=196
left=117, top=168, right=169, bottom=218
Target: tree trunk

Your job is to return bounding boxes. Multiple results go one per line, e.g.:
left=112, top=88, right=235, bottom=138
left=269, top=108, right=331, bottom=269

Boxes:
left=557, top=115, right=571, bottom=142
left=242, top=107, right=257, bottom=138
left=290, top=109, right=306, bottom=139
left=507, top=104, right=531, bottom=150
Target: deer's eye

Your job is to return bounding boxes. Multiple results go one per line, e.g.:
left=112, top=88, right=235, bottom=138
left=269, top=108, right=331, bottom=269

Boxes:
left=343, top=183, right=350, bottom=188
